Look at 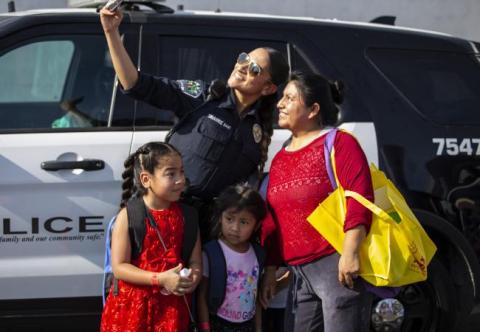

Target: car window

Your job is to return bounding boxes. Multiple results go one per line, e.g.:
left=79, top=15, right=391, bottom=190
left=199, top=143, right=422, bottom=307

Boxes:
left=0, top=41, right=73, bottom=103
left=367, top=48, right=480, bottom=125
left=135, top=35, right=288, bottom=127
left=0, top=36, right=116, bottom=131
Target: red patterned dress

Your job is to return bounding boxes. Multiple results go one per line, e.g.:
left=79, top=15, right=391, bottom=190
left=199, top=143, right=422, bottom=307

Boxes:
left=100, top=203, right=190, bottom=332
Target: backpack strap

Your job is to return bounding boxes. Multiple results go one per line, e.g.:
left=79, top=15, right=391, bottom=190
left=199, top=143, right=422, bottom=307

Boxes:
left=103, top=215, right=117, bottom=305
left=104, top=216, right=116, bottom=275
left=251, top=242, right=266, bottom=276
left=179, top=203, right=199, bottom=263
left=126, top=197, right=147, bottom=259
left=204, top=240, right=227, bottom=315
left=252, top=243, right=265, bottom=270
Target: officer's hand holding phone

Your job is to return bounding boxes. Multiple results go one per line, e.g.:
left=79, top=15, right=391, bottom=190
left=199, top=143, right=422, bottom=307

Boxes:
left=104, top=0, right=123, bottom=12
left=100, top=1, right=123, bottom=33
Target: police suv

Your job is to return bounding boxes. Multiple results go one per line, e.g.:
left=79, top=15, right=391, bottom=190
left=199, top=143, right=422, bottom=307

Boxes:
left=0, top=1, right=479, bottom=331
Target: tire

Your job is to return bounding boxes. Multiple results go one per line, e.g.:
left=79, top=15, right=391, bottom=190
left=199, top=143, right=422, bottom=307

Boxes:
left=396, top=258, right=457, bottom=332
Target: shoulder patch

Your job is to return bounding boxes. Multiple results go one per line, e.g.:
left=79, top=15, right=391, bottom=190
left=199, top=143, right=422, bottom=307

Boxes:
left=177, top=79, right=204, bottom=98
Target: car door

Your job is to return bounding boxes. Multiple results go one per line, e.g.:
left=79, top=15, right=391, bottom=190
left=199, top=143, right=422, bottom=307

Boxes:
left=0, top=22, right=138, bottom=300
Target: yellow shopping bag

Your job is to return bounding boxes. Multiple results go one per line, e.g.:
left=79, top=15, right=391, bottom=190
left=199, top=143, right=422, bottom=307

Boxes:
left=307, top=135, right=437, bottom=287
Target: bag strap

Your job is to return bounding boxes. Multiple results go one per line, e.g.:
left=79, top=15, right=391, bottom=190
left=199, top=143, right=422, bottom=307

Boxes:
left=259, top=173, right=269, bottom=199
left=344, top=190, right=392, bottom=222
left=323, top=128, right=339, bottom=189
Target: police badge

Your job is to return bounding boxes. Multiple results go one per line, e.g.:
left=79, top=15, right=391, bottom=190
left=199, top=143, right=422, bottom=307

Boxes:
left=177, top=80, right=204, bottom=98
left=252, top=123, right=263, bottom=143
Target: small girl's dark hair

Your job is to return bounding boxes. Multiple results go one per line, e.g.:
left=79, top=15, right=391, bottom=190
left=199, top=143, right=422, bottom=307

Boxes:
left=210, top=184, right=267, bottom=240
left=120, top=142, right=181, bottom=208
left=289, top=71, right=344, bottom=126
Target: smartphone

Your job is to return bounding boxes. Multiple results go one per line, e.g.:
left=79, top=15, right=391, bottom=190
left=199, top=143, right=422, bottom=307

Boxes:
left=104, top=0, right=123, bottom=11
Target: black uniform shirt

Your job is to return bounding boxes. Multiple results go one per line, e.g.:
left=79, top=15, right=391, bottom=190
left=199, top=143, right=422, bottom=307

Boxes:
left=123, top=72, right=263, bottom=200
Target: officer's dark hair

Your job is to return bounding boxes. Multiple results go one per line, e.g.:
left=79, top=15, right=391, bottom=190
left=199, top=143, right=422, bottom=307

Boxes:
left=210, top=184, right=267, bottom=240
left=257, top=47, right=289, bottom=174
left=288, top=70, right=344, bottom=126
left=120, top=142, right=181, bottom=208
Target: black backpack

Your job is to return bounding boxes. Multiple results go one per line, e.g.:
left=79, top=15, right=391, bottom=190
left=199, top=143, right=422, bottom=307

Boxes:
left=103, top=197, right=199, bottom=304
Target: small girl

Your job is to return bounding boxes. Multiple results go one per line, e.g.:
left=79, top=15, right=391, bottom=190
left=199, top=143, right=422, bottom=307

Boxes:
left=197, top=184, right=267, bottom=332
left=100, top=142, right=202, bottom=332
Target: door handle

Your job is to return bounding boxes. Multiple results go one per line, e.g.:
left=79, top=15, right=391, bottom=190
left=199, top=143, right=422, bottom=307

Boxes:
left=41, top=159, right=105, bottom=171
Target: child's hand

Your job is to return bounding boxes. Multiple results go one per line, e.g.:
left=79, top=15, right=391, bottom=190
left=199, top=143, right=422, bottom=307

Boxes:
left=160, top=263, right=194, bottom=295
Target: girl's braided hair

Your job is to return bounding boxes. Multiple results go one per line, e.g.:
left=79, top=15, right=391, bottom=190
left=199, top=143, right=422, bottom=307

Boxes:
left=120, top=142, right=181, bottom=208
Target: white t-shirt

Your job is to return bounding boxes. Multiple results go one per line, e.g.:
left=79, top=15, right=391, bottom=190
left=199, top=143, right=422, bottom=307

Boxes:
left=202, top=239, right=259, bottom=323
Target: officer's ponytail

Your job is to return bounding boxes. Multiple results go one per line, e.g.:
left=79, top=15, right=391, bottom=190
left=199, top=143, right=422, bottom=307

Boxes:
left=257, top=47, right=289, bottom=176
left=257, top=94, right=276, bottom=175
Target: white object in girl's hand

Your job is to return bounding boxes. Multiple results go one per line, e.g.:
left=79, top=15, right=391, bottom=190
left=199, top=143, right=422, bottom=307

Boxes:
left=104, top=0, right=123, bottom=11
left=160, top=268, right=190, bottom=295
left=179, top=268, right=192, bottom=278
left=160, top=288, right=172, bottom=295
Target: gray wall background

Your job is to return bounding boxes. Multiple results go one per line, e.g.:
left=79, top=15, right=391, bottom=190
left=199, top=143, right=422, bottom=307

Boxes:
left=3, top=0, right=479, bottom=41
left=3, top=0, right=67, bottom=11
left=165, top=0, right=480, bottom=41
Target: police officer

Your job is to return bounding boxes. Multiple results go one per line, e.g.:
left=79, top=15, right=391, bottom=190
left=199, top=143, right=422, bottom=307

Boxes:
left=100, top=7, right=289, bottom=238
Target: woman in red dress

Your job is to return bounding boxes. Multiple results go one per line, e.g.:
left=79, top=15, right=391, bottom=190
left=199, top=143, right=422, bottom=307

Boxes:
left=101, top=142, right=202, bottom=332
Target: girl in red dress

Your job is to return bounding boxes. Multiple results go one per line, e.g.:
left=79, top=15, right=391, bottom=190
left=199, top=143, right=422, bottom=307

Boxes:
left=101, top=142, right=202, bottom=332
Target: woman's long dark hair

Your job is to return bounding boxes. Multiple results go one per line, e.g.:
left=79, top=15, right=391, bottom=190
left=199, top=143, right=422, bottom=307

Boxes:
left=210, top=184, right=267, bottom=241
left=289, top=71, right=344, bottom=127
left=257, top=47, right=289, bottom=175
left=120, top=142, right=181, bottom=208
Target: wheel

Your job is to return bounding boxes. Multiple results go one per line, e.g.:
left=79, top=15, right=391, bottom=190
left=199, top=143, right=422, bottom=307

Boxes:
left=397, top=258, right=457, bottom=332
left=369, top=258, right=458, bottom=332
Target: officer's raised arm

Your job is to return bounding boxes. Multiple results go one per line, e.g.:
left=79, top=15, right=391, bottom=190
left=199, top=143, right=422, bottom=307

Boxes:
left=100, top=8, right=138, bottom=90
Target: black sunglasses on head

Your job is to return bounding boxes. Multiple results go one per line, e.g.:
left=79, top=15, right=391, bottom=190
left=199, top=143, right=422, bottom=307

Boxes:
left=236, top=52, right=263, bottom=76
